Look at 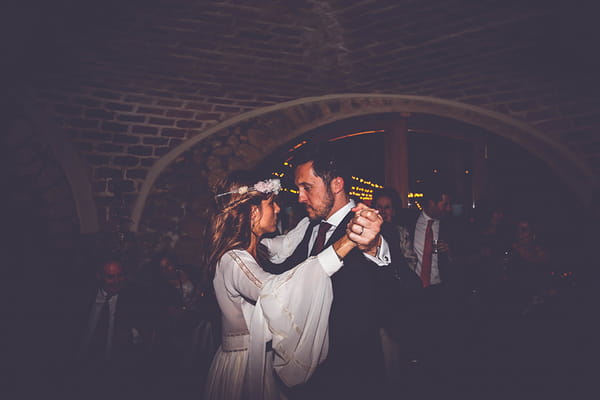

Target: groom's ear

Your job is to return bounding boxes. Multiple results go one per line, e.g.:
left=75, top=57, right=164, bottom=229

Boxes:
left=330, top=177, right=344, bottom=194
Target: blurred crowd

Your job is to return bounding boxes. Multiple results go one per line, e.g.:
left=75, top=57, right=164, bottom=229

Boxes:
left=14, top=185, right=594, bottom=400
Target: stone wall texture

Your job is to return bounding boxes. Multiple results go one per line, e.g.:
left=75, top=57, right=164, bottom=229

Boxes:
left=4, top=0, right=599, bottom=267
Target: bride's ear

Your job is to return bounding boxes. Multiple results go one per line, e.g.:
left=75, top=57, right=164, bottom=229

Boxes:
left=250, top=204, right=260, bottom=222
left=250, top=205, right=261, bottom=233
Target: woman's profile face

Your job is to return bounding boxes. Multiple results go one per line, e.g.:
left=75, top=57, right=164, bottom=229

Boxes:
left=256, top=196, right=281, bottom=235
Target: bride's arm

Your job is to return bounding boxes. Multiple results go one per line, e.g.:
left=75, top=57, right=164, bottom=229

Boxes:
left=260, top=217, right=311, bottom=263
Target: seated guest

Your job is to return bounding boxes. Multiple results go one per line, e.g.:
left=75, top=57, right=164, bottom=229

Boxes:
left=76, top=257, right=152, bottom=364
left=67, top=256, right=153, bottom=396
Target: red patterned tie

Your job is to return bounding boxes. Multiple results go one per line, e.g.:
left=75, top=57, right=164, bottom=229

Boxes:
left=421, top=219, right=434, bottom=288
left=311, top=222, right=332, bottom=256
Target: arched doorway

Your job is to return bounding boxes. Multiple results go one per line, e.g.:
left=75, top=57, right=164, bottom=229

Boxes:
left=132, top=94, right=595, bottom=235
left=134, top=94, right=593, bottom=276
left=256, top=111, right=582, bottom=249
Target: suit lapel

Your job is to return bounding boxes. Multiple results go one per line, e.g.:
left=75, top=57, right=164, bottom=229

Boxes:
left=324, top=211, right=354, bottom=248
left=304, top=219, right=320, bottom=256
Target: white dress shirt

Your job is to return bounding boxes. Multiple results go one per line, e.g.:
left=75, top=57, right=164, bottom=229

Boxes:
left=80, top=288, right=119, bottom=358
left=261, top=199, right=391, bottom=268
left=413, top=211, right=442, bottom=285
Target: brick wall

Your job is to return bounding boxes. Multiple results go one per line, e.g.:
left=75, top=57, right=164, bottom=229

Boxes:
left=6, top=0, right=599, bottom=266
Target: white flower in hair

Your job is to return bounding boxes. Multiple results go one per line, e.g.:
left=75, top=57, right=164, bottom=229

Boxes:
left=253, top=179, right=281, bottom=194
left=216, top=178, right=281, bottom=197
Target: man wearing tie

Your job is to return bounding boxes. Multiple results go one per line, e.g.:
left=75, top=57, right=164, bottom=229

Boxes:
left=69, top=257, right=152, bottom=396
left=412, top=187, right=454, bottom=289
left=406, top=185, right=466, bottom=374
left=78, top=259, right=127, bottom=363
left=261, top=143, right=391, bottom=400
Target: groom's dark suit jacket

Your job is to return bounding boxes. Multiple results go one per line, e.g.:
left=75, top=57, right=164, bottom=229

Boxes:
left=268, top=212, right=385, bottom=399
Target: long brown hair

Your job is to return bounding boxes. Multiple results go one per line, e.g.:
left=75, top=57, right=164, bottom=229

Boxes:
left=205, top=170, right=272, bottom=280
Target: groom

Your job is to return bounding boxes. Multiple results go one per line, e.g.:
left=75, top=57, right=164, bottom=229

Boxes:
left=262, top=143, right=391, bottom=400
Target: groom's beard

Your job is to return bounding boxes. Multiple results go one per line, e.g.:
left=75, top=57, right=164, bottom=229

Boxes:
left=306, top=187, right=334, bottom=222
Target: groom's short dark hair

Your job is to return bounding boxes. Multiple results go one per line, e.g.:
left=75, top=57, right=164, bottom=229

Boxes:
left=294, top=142, right=351, bottom=193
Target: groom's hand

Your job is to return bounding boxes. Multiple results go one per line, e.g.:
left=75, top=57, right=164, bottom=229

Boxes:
left=348, top=203, right=383, bottom=256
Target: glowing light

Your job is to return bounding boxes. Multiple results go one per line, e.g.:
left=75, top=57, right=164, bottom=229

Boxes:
left=274, top=169, right=383, bottom=200
left=328, top=130, right=385, bottom=142
left=350, top=176, right=383, bottom=189
left=289, top=141, right=307, bottom=151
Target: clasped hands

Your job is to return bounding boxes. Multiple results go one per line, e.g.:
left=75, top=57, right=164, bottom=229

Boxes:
left=347, top=203, right=383, bottom=256
left=332, top=203, right=383, bottom=260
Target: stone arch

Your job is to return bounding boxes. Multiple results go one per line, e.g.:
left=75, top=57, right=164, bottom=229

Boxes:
left=6, top=92, right=99, bottom=234
left=132, top=94, right=595, bottom=231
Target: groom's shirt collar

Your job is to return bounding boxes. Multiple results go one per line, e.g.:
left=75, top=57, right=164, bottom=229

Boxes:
left=323, top=199, right=355, bottom=229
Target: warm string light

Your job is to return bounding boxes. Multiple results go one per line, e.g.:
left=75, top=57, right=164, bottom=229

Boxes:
left=270, top=171, right=295, bottom=193
left=408, top=193, right=424, bottom=210
left=351, top=176, right=384, bottom=189
left=273, top=165, right=426, bottom=205
left=272, top=166, right=385, bottom=201
left=349, top=176, right=383, bottom=201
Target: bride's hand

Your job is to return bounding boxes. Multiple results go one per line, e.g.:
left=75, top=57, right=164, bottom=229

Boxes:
left=348, top=203, right=383, bottom=256
left=332, top=234, right=357, bottom=260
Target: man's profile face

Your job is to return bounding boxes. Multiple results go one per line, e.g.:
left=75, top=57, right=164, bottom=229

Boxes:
left=98, top=261, right=126, bottom=295
left=295, top=161, right=334, bottom=221
left=427, top=194, right=452, bottom=219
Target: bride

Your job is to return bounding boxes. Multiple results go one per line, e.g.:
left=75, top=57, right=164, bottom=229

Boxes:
left=203, top=170, right=368, bottom=400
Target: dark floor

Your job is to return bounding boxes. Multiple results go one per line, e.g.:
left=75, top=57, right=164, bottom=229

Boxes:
left=388, top=289, right=595, bottom=400
left=3, top=287, right=595, bottom=400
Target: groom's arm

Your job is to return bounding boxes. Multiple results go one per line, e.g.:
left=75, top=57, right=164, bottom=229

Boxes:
left=363, top=235, right=391, bottom=266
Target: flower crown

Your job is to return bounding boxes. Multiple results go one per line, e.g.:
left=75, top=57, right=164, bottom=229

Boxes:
left=215, top=178, right=281, bottom=198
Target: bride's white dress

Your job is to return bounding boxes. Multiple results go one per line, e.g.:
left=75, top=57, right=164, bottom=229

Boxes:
left=205, top=219, right=343, bottom=400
